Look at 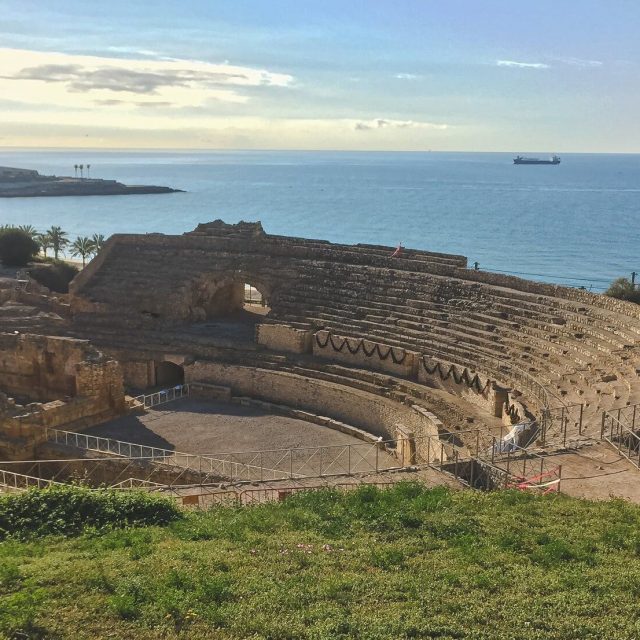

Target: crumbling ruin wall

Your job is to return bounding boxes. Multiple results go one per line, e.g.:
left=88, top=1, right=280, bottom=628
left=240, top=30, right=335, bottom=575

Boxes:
left=0, top=333, right=88, bottom=401
left=0, top=333, right=126, bottom=459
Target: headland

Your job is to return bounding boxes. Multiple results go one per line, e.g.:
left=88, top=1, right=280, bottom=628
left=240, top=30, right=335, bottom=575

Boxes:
left=0, top=165, right=183, bottom=198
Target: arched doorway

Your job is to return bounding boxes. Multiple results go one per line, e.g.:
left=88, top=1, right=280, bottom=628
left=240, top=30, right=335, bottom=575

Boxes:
left=243, top=283, right=271, bottom=317
left=188, top=275, right=271, bottom=322
left=155, top=361, right=185, bottom=386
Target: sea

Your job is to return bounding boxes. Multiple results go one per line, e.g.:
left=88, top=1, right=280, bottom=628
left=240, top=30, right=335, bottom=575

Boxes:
left=0, top=149, right=638, bottom=292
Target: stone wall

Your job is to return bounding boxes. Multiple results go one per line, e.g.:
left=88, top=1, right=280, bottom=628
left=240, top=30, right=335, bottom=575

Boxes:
left=257, top=323, right=312, bottom=354
left=0, top=333, right=126, bottom=459
left=0, top=333, right=88, bottom=401
left=313, top=330, right=419, bottom=378
left=418, top=359, right=508, bottom=418
left=185, top=360, right=441, bottom=447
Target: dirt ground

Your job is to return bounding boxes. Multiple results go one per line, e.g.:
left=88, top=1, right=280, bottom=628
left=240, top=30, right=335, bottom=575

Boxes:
left=548, top=441, right=640, bottom=501
left=87, top=399, right=390, bottom=454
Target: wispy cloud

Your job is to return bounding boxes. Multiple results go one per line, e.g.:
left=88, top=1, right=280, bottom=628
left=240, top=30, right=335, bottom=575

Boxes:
left=395, top=73, right=419, bottom=80
left=0, top=48, right=293, bottom=110
left=555, top=56, right=603, bottom=67
left=496, top=60, right=550, bottom=69
left=354, top=118, right=447, bottom=131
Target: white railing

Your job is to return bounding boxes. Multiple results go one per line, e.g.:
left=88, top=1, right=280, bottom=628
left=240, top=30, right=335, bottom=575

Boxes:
left=133, top=384, right=190, bottom=409
left=45, top=427, right=293, bottom=482
left=0, top=468, right=64, bottom=492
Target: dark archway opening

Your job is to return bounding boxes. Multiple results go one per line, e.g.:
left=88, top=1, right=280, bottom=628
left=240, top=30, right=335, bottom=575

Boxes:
left=155, top=361, right=185, bottom=387
left=190, top=278, right=271, bottom=322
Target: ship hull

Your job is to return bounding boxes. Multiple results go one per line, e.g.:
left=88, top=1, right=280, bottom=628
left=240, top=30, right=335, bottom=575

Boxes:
left=513, top=159, right=560, bottom=165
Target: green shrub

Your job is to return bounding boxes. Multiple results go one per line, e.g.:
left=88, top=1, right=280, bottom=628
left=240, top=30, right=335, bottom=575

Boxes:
left=0, top=485, right=182, bottom=540
left=0, top=228, right=39, bottom=266
left=605, top=277, right=640, bottom=304
left=27, top=260, right=79, bottom=293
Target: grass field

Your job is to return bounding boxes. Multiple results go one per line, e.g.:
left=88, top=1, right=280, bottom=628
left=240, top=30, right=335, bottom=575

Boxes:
left=2, top=483, right=640, bottom=639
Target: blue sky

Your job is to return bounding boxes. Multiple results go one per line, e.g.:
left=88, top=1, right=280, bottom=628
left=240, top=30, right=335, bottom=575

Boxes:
left=0, top=0, right=638, bottom=151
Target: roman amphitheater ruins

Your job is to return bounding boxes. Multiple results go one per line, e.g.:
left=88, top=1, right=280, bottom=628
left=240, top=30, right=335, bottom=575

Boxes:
left=2, top=219, right=640, bottom=502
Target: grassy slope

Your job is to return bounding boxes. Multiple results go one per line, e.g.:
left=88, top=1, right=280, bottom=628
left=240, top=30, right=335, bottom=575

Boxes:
left=2, top=484, right=640, bottom=640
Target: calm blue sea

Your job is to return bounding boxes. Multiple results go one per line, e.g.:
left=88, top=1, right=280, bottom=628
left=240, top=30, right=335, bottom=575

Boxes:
left=0, top=149, right=638, bottom=292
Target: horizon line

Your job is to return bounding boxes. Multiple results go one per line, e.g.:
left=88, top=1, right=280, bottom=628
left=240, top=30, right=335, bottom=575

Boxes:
left=0, top=146, right=639, bottom=155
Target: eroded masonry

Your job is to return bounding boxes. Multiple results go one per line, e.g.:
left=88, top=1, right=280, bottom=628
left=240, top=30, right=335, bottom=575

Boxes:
left=2, top=220, right=640, bottom=499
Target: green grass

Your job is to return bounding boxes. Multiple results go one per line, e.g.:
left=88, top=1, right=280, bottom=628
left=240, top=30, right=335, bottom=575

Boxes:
left=2, top=483, right=640, bottom=639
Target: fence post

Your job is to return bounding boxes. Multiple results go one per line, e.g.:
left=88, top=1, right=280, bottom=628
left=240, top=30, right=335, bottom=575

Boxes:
left=375, top=445, right=379, bottom=473
left=476, top=430, right=480, bottom=457
left=348, top=445, right=351, bottom=476
left=289, top=449, right=293, bottom=479
left=320, top=447, right=324, bottom=476
left=579, top=404, right=584, bottom=435
left=601, top=412, right=606, bottom=439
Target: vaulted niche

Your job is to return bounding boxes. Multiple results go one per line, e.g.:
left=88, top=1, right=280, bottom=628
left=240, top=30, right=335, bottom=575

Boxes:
left=155, top=361, right=185, bottom=387
left=188, top=275, right=271, bottom=322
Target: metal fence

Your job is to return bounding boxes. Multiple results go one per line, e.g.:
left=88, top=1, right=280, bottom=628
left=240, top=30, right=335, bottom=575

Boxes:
left=46, top=428, right=290, bottom=482
left=45, top=419, right=562, bottom=490
left=133, top=384, right=190, bottom=409
left=171, top=481, right=399, bottom=508
left=0, top=468, right=63, bottom=492
left=601, top=407, right=640, bottom=468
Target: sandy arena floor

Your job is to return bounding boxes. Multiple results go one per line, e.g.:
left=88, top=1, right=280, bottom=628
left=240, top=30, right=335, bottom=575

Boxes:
left=86, top=399, right=391, bottom=455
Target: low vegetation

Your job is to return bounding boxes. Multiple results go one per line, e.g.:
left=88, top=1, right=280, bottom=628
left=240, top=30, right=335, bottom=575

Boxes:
left=27, top=260, right=79, bottom=293
left=0, top=228, right=39, bottom=266
left=605, top=277, right=640, bottom=304
left=0, top=485, right=182, bottom=540
left=2, top=483, right=640, bottom=639
left=0, top=224, right=106, bottom=266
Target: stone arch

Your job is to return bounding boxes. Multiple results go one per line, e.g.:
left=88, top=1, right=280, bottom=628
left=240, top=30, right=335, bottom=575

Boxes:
left=155, top=361, right=185, bottom=386
left=186, top=272, right=272, bottom=322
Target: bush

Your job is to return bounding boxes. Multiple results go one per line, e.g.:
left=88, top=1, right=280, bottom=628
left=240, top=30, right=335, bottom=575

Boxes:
left=0, top=228, right=39, bottom=266
left=605, top=277, right=640, bottom=304
left=0, top=485, right=183, bottom=540
left=28, top=260, right=79, bottom=293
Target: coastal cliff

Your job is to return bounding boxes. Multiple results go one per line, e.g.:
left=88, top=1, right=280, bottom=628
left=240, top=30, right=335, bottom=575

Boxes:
left=0, top=166, right=183, bottom=198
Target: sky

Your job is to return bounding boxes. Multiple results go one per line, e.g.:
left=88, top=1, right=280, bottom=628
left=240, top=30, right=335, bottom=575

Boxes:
left=0, top=0, right=639, bottom=152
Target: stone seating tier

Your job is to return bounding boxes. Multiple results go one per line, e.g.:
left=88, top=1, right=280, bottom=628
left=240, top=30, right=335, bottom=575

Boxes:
left=69, top=222, right=640, bottom=438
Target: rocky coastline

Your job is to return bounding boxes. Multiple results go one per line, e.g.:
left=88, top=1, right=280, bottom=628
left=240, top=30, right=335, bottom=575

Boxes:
left=0, top=166, right=183, bottom=198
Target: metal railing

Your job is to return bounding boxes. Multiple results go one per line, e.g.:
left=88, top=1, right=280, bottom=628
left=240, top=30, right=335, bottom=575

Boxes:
left=0, top=468, right=64, bottom=492
left=601, top=407, right=640, bottom=468
left=45, top=428, right=290, bottom=482
left=133, top=384, right=190, bottom=409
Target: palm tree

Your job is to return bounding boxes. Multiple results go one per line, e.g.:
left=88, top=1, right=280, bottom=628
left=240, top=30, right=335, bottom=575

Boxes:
left=79, top=164, right=84, bottom=179
left=17, top=224, right=38, bottom=239
left=70, top=236, right=94, bottom=267
left=38, top=233, right=52, bottom=258
left=74, top=164, right=78, bottom=178
left=46, top=226, right=68, bottom=260
left=87, top=164, right=91, bottom=179
left=90, top=233, right=105, bottom=255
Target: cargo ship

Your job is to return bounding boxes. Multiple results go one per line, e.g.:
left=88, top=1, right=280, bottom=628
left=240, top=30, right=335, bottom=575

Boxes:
left=513, top=155, right=561, bottom=165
